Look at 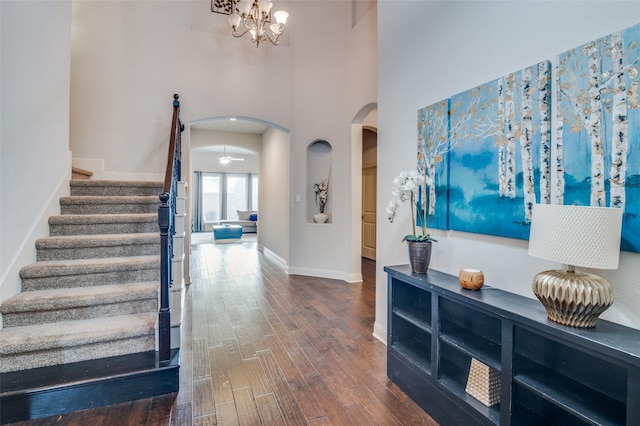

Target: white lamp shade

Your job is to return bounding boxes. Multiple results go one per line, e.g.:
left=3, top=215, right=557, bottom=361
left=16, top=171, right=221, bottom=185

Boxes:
left=273, top=10, right=288, bottom=25
left=227, top=13, right=241, bottom=29
left=528, top=204, right=623, bottom=270
left=269, top=23, right=283, bottom=35
left=258, top=0, right=272, bottom=14
left=236, top=0, right=253, bottom=16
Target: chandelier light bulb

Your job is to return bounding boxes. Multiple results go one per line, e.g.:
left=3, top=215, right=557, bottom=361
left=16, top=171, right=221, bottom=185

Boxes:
left=274, top=10, right=288, bottom=25
left=236, top=0, right=252, bottom=17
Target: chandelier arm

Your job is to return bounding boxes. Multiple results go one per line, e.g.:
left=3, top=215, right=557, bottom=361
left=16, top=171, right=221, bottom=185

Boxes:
left=263, top=31, right=280, bottom=46
left=231, top=26, right=252, bottom=38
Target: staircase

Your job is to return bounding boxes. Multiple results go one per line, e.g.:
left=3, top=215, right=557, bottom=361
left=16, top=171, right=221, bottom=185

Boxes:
left=0, top=179, right=179, bottom=424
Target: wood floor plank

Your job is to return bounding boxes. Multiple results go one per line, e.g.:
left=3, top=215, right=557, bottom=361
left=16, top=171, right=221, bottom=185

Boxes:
left=215, top=401, right=240, bottom=426
left=193, top=339, right=210, bottom=380
left=256, top=349, right=308, bottom=425
left=242, top=356, right=272, bottom=397
left=263, top=334, right=326, bottom=420
left=224, top=338, right=251, bottom=390
left=209, top=345, right=234, bottom=404
left=233, top=387, right=261, bottom=426
left=192, top=378, right=215, bottom=418
left=170, top=402, right=192, bottom=426
left=349, top=385, right=404, bottom=426
left=177, top=348, right=194, bottom=405
left=192, top=414, right=216, bottom=426
left=233, top=324, right=257, bottom=360
left=145, top=393, right=175, bottom=426
left=254, top=393, right=286, bottom=426
left=343, top=403, right=378, bottom=426
left=126, top=397, right=153, bottom=426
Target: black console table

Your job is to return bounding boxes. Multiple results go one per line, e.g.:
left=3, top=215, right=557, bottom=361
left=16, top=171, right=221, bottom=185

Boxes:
left=385, top=265, right=640, bottom=425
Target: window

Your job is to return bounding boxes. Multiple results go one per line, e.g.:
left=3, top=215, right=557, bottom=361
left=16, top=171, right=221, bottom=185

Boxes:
left=202, top=173, right=222, bottom=223
left=198, top=172, right=258, bottom=225
left=251, top=175, right=259, bottom=211
left=226, top=174, right=248, bottom=219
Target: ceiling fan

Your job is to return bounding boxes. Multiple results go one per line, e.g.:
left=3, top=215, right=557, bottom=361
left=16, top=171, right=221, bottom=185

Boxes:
left=219, top=145, right=244, bottom=165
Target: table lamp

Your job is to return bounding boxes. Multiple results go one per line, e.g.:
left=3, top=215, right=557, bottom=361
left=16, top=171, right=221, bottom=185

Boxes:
left=528, top=203, right=623, bottom=328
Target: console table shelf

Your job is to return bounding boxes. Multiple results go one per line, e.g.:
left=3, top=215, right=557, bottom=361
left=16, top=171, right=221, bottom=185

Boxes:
left=385, top=265, right=640, bottom=426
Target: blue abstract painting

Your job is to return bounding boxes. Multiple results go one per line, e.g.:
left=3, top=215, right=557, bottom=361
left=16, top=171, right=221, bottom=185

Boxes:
left=448, top=61, right=552, bottom=240
left=417, top=99, right=450, bottom=230
left=557, top=23, right=640, bottom=252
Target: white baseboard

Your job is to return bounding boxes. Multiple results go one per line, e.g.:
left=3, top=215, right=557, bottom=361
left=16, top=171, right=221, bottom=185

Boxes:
left=287, top=266, right=362, bottom=284
left=373, top=321, right=387, bottom=345
left=0, top=152, right=71, bottom=304
left=73, top=158, right=163, bottom=182
left=263, top=247, right=288, bottom=270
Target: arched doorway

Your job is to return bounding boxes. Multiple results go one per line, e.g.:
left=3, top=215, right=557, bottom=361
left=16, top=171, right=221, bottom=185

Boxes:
left=188, top=116, right=291, bottom=267
left=349, top=104, right=377, bottom=281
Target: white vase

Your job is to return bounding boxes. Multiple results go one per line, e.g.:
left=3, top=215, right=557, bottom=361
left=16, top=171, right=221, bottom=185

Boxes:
left=314, top=213, right=328, bottom=223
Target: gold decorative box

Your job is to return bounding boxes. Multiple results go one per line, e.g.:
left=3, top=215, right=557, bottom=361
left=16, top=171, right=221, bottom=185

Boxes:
left=465, top=358, right=501, bottom=407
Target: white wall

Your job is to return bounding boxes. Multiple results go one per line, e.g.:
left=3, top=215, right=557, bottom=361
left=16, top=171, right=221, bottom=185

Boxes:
left=260, top=127, right=290, bottom=265
left=71, top=0, right=377, bottom=284
left=1, top=1, right=72, bottom=303
left=70, top=0, right=294, bottom=177
left=288, top=0, right=377, bottom=282
left=376, top=1, right=640, bottom=341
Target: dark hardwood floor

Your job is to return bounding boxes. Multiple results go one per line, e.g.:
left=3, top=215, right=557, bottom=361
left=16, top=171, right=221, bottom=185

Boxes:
left=8, top=240, right=437, bottom=425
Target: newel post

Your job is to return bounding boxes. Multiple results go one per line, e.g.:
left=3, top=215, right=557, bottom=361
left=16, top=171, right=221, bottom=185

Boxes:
left=158, top=191, right=172, bottom=362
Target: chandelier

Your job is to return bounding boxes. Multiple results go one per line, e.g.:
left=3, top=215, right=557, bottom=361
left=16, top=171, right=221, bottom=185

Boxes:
left=211, top=0, right=289, bottom=47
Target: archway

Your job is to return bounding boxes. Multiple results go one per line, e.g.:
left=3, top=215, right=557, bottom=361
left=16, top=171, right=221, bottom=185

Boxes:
left=349, top=103, right=378, bottom=283
left=186, top=116, right=291, bottom=268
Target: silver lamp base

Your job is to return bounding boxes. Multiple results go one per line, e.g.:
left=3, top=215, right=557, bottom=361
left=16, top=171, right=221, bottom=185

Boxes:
left=532, top=268, right=614, bottom=328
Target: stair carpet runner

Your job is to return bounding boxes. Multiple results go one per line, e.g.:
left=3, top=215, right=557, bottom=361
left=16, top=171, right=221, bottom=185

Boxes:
left=0, top=180, right=164, bottom=373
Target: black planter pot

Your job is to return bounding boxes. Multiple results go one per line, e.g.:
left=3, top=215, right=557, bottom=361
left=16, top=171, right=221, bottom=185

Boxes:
left=407, top=241, right=432, bottom=274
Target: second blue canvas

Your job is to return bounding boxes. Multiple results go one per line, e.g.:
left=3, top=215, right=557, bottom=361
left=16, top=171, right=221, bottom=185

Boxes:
left=448, top=61, right=552, bottom=239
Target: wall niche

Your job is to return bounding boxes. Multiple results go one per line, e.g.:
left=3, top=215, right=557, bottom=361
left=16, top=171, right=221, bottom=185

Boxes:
left=306, top=140, right=332, bottom=224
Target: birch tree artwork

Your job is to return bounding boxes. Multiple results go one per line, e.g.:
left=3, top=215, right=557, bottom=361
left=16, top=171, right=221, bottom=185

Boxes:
left=557, top=23, right=640, bottom=252
left=448, top=61, right=551, bottom=240
left=417, top=99, right=450, bottom=230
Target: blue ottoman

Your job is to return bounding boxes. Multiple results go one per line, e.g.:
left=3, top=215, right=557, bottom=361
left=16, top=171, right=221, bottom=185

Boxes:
left=213, top=225, right=243, bottom=240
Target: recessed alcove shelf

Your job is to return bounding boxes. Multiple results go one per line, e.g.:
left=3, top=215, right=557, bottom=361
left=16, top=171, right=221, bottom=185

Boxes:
left=306, top=140, right=332, bottom=224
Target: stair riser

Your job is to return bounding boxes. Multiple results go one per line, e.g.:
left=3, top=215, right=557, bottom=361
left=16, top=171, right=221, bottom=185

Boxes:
left=22, top=269, right=160, bottom=291
left=70, top=187, right=163, bottom=197
left=49, top=222, right=158, bottom=236
left=0, top=351, right=179, bottom=424
left=37, top=244, right=160, bottom=261
left=2, top=299, right=158, bottom=328
left=0, top=335, right=155, bottom=373
left=61, top=203, right=159, bottom=215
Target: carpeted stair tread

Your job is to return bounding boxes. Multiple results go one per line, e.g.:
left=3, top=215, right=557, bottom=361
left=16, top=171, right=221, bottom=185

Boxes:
left=60, top=195, right=159, bottom=205
left=0, top=282, right=158, bottom=314
left=0, top=313, right=156, bottom=355
left=70, top=180, right=163, bottom=197
left=48, top=213, right=158, bottom=236
left=19, top=255, right=160, bottom=279
left=36, top=233, right=159, bottom=249
left=49, top=213, right=157, bottom=225
left=60, top=196, right=160, bottom=215
left=70, top=180, right=163, bottom=188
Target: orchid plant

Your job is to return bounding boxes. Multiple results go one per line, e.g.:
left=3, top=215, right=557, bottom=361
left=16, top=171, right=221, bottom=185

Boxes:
left=313, top=175, right=329, bottom=214
left=386, top=169, right=437, bottom=242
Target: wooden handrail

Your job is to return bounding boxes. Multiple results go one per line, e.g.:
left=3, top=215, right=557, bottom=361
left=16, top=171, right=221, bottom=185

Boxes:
left=158, top=94, right=183, bottom=362
left=163, top=94, right=181, bottom=193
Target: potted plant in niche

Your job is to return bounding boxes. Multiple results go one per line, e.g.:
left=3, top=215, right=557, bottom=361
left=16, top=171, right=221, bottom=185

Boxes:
left=313, top=172, right=330, bottom=223
left=387, top=168, right=437, bottom=273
